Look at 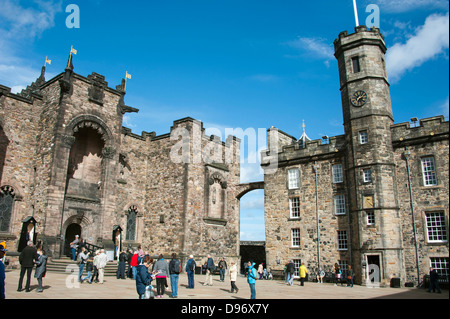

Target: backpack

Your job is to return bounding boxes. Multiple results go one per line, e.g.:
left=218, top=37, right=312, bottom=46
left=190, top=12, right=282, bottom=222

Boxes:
left=189, top=260, right=196, bottom=271
left=172, top=259, right=181, bottom=274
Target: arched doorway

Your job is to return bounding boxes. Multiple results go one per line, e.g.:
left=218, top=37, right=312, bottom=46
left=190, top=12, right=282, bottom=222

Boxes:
left=64, top=223, right=82, bottom=257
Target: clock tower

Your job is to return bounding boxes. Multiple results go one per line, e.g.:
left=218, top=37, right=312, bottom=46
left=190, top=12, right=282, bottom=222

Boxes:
left=334, top=26, right=405, bottom=286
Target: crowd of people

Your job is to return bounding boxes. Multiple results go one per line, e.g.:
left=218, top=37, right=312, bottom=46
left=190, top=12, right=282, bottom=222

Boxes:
left=284, top=261, right=354, bottom=287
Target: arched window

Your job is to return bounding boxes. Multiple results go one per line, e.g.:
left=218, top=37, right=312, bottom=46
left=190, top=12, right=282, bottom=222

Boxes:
left=126, top=206, right=137, bottom=241
left=0, top=186, right=15, bottom=232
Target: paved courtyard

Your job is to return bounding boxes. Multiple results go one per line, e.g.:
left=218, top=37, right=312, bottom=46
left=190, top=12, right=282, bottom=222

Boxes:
left=3, top=268, right=448, bottom=300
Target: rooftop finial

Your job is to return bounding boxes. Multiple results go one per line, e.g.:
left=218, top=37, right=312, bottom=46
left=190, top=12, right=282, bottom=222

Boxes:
left=298, top=120, right=311, bottom=148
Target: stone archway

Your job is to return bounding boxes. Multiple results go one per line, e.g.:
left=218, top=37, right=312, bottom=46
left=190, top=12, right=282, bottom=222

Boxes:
left=236, top=181, right=265, bottom=200
left=64, top=223, right=81, bottom=258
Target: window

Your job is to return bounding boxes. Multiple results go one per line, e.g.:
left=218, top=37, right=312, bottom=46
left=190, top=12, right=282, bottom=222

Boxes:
left=288, top=168, right=300, bottom=189
left=293, top=259, right=301, bottom=278
left=425, top=212, right=448, bottom=243
left=367, top=211, right=375, bottom=225
left=0, top=186, right=15, bottom=232
left=126, top=206, right=138, bottom=241
left=334, top=195, right=346, bottom=215
left=430, top=257, right=449, bottom=284
left=359, top=131, right=368, bottom=144
left=289, top=197, right=300, bottom=219
left=421, top=157, right=438, bottom=186
left=352, top=56, right=361, bottom=73
left=363, top=169, right=372, bottom=183
left=291, top=228, right=301, bottom=247
left=332, top=164, right=343, bottom=183
left=337, top=231, right=348, bottom=250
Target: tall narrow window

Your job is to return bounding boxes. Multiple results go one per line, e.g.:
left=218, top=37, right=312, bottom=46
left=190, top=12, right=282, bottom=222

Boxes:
left=334, top=195, right=346, bottom=215
left=337, top=231, right=348, bottom=250
left=421, top=157, right=438, bottom=186
left=425, top=212, right=447, bottom=243
left=367, top=211, right=375, bottom=225
left=332, top=164, right=343, bottom=183
left=289, top=197, right=300, bottom=219
left=288, top=168, right=300, bottom=189
left=291, top=228, right=301, bottom=247
left=126, top=206, right=137, bottom=241
left=352, top=56, right=361, bottom=73
left=0, top=186, right=15, bottom=232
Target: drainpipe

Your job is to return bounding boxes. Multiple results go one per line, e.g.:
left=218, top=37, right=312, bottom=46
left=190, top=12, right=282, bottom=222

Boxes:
left=403, top=149, right=421, bottom=286
left=313, top=161, right=321, bottom=269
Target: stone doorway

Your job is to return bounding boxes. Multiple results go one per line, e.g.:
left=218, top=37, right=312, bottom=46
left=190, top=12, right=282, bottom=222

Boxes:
left=64, top=223, right=82, bottom=258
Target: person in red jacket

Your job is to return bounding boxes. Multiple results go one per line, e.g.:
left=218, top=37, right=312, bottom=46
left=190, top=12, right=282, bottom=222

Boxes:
left=130, top=251, right=139, bottom=280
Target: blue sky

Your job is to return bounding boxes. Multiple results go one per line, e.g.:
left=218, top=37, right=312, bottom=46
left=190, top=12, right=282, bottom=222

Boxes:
left=1, top=0, right=448, bottom=241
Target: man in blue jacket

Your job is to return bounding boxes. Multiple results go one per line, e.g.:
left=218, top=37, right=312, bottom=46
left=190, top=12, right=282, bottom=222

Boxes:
left=247, top=261, right=257, bottom=299
left=185, top=255, right=196, bottom=289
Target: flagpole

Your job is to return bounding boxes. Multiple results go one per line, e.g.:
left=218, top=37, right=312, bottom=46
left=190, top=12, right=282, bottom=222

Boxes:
left=353, top=0, right=360, bottom=27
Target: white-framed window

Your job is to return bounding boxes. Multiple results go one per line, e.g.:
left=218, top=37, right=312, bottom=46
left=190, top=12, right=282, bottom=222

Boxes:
left=367, top=211, right=375, bottom=225
left=334, top=195, right=346, bottom=215
left=288, top=168, right=300, bottom=189
left=421, top=157, right=438, bottom=186
left=332, top=164, right=343, bottom=183
left=337, top=231, right=348, bottom=250
left=289, top=197, right=300, bottom=219
left=359, top=131, right=368, bottom=144
left=425, top=212, right=448, bottom=243
left=430, top=257, right=449, bottom=283
left=363, top=169, right=372, bottom=183
left=293, top=259, right=301, bottom=278
left=291, top=228, right=301, bottom=247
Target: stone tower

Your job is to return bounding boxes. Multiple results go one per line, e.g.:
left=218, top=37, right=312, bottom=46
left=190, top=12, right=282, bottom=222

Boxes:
left=334, top=26, right=405, bottom=285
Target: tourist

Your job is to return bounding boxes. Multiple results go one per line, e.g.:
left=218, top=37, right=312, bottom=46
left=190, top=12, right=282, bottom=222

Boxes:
left=136, top=255, right=154, bottom=299
left=247, top=261, right=257, bottom=299
left=126, top=248, right=133, bottom=278
left=82, top=256, right=94, bottom=284
left=186, top=255, right=196, bottom=289
left=203, top=254, right=215, bottom=286
left=428, top=267, right=442, bottom=293
left=229, top=260, right=239, bottom=293
left=218, top=257, right=227, bottom=282
left=34, top=249, right=48, bottom=292
left=97, top=249, right=108, bottom=284
left=130, top=251, right=139, bottom=280
left=117, top=249, right=128, bottom=279
left=169, top=253, right=181, bottom=298
left=77, top=247, right=90, bottom=282
left=17, top=241, right=38, bottom=292
left=0, top=244, right=7, bottom=299
left=286, top=260, right=295, bottom=286
left=70, top=235, right=79, bottom=261
left=258, top=263, right=264, bottom=280
left=91, top=250, right=100, bottom=283
left=299, top=262, right=308, bottom=286
left=317, top=268, right=325, bottom=283
left=334, top=263, right=343, bottom=286
left=346, top=265, right=354, bottom=287
left=152, top=254, right=170, bottom=298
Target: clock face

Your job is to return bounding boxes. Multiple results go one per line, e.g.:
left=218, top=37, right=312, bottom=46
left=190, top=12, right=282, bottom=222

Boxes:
left=351, top=90, right=368, bottom=107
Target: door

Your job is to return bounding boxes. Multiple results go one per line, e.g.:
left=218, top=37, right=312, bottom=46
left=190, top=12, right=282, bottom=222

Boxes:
left=366, top=255, right=381, bottom=286
left=65, top=223, right=82, bottom=257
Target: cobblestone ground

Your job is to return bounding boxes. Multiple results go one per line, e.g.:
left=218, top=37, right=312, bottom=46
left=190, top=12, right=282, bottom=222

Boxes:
left=4, top=268, right=448, bottom=300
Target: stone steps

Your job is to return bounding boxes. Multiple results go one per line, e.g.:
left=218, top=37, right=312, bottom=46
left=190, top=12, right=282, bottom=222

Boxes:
left=47, top=257, right=120, bottom=277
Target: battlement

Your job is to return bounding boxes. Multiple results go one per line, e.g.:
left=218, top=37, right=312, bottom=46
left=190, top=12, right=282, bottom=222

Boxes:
left=391, top=115, right=449, bottom=147
left=334, top=25, right=386, bottom=58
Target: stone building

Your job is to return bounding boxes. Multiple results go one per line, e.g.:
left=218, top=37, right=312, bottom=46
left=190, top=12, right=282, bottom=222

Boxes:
left=0, top=55, right=244, bottom=266
left=262, top=26, right=449, bottom=286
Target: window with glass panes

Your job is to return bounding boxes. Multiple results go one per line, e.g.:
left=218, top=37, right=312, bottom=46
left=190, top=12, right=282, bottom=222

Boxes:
left=289, top=197, right=300, bottom=219
left=421, top=157, right=438, bottom=186
left=288, top=168, right=300, bottom=189
left=337, top=231, right=348, bottom=250
left=332, top=164, right=343, bottom=183
left=291, top=228, right=301, bottom=247
left=430, top=257, right=449, bottom=283
left=367, top=211, right=375, bottom=225
left=425, top=212, right=448, bottom=243
left=334, top=195, right=346, bottom=215
left=359, top=131, right=368, bottom=144
left=363, top=169, right=372, bottom=183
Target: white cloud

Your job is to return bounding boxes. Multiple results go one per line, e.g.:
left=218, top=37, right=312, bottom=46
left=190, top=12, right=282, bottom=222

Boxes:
left=286, top=37, right=334, bottom=60
left=386, top=12, right=449, bottom=82
left=0, top=0, right=62, bottom=90
left=440, top=96, right=449, bottom=118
